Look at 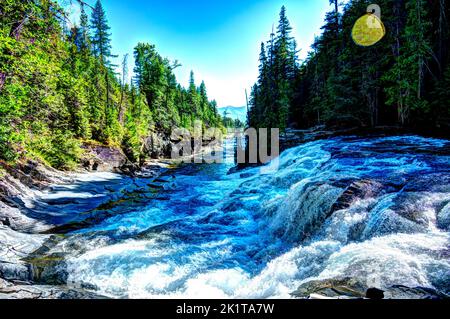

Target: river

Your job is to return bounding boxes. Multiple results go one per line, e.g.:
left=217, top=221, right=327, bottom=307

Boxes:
left=31, top=135, right=450, bottom=298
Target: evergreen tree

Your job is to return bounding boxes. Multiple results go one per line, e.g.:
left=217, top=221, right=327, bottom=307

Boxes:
left=90, top=0, right=115, bottom=66
left=78, top=4, right=91, bottom=54
left=250, top=2, right=448, bottom=132
left=90, top=0, right=118, bottom=134
left=2, top=0, right=449, bottom=170
left=249, top=6, right=298, bottom=131
left=188, top=71, right=200, bottom=120
left=275, top=6, right=297, bottom=81
left=133, top=43, right=165, bottom=125
left=199, top=81, right=208, bottom=120
left=384, top=0, right=432, bottom=125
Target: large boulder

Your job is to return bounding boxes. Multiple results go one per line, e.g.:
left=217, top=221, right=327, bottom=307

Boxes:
left=81, top=144, right=129, bottom=172
left=0, top=226, right=49, bottom=282
left=384, top=285, right=449, bottom=299
left=142, top=132, right=172, bottom=159
left=292, top=277, right=367, bottom=298
left=437, top=202, right=450, bottom=230
left=292, top=278, right=449, bottom=299
left=330, top=179, right=386, bottom=214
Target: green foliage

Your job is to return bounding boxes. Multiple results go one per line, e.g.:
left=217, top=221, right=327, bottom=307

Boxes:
left=431, top=64, right=450, bottom=124
left=26, top=127, right=83, bottom=170
left=248, top=6, right=298, bottom=131
left=222, top=117, right=245, bottom=129
left=90, top=0, right=115, bottom=66
left=0, top=0, right=223, bottom=169
left=250, top=1, right=450, bottom=131
left=133, top=43, right=223, bottom=133
left=3, top=0, right=446, bottom=171
left=383, top=0, right=432, bottom=125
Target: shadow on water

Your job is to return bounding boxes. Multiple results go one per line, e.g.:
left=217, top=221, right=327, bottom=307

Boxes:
left=41, top=173, right=180, bottom=234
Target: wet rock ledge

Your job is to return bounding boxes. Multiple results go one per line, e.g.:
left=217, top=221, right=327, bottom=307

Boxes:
left=0, top=144, right=172, bottom=299
left=292, top=278, right=449, bottom=300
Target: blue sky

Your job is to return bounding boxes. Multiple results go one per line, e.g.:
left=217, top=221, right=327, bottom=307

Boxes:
left=63, top=0, right=339, bottom=107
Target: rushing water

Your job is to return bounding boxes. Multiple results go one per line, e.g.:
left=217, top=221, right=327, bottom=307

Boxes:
left=37, top=135, right=450, bottom=298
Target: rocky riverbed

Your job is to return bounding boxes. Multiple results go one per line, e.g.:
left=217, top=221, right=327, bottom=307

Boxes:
left=1, top=135, right=449, bottom=299
left=0, top=156, right=171, bottom=299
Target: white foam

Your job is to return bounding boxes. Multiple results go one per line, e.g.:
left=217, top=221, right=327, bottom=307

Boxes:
left=62, top=136, right=450, bottom=299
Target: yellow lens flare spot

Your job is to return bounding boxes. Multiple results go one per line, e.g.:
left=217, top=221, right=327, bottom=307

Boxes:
left=352, top=13, right=386, bottom=47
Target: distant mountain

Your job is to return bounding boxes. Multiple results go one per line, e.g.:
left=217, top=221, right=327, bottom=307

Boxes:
left=219, top=106, right=247, bottom=123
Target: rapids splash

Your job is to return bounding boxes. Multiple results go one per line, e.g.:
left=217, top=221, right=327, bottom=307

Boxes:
left=39, top=135, right=450, bottom=298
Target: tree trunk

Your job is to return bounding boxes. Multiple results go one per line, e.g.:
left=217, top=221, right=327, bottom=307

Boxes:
left=105, top=70, right=110, bottom=129
left=437, top=0, right=446, bottom=77
left=393, top=0, right=405, bottom=126
left=119, top=54, right=128, bottom=124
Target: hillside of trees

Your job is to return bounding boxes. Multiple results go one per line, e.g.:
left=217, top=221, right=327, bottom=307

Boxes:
left=2, top=0, right=449, bottom=172
left=248, top=0, right=450, bottom=135
left=0, top=0, right=222, bottom=169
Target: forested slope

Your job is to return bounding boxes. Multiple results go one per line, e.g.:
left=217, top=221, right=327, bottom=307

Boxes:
left=0, top=0, right=222, bottom=170
left=248, top=1, right=450, bottom=134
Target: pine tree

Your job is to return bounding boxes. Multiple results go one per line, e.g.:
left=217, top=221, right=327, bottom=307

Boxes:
left=133, top=43, right=165, bottom=114
left=90, top=0, right=115, bottom=66
left=431, top=64, right=450, bottom=124
left=78, top=4, right=91, bottom=55
left=199, top=81, right=208, bottom=119
left=90, top=0, right=118, bottom=132
left=385, top=0, right=432, bottom=125
left=274, top=6, right=297, bottom=130
left=275, top=6, right=297, bottom=82
left=188, top=71, right=199, bottom=119
left=254, top=43, right=269, bottom=127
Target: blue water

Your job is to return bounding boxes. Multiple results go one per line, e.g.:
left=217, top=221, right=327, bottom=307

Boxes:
left=44, top=136, right=450, bottom=298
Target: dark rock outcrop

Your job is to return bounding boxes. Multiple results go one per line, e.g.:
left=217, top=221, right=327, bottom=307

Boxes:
left=330, top=179, right=385, bottom=214
left=291, top=278, right=367, bottom=299
left=81, top=144, right=129, bottom=172
left=142, top=132, right=172, bottom=159
left=366, top=288, right=384, bottom=299
left=384, top=285, right=449, bottom=299
left=0, top=158, right=170, bottom=299
left=0, top=278, right=108, bottom=299
left=292, top=278, right=449, bottom=299
left=437, top=202, right=450, bottom=230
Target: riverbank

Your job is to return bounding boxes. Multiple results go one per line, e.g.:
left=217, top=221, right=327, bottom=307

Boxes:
left=0, top=130, right=214, bottom=298
left=1, top=133, right=449, bottom=299
left=0, top=152, right=174, bottom=298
